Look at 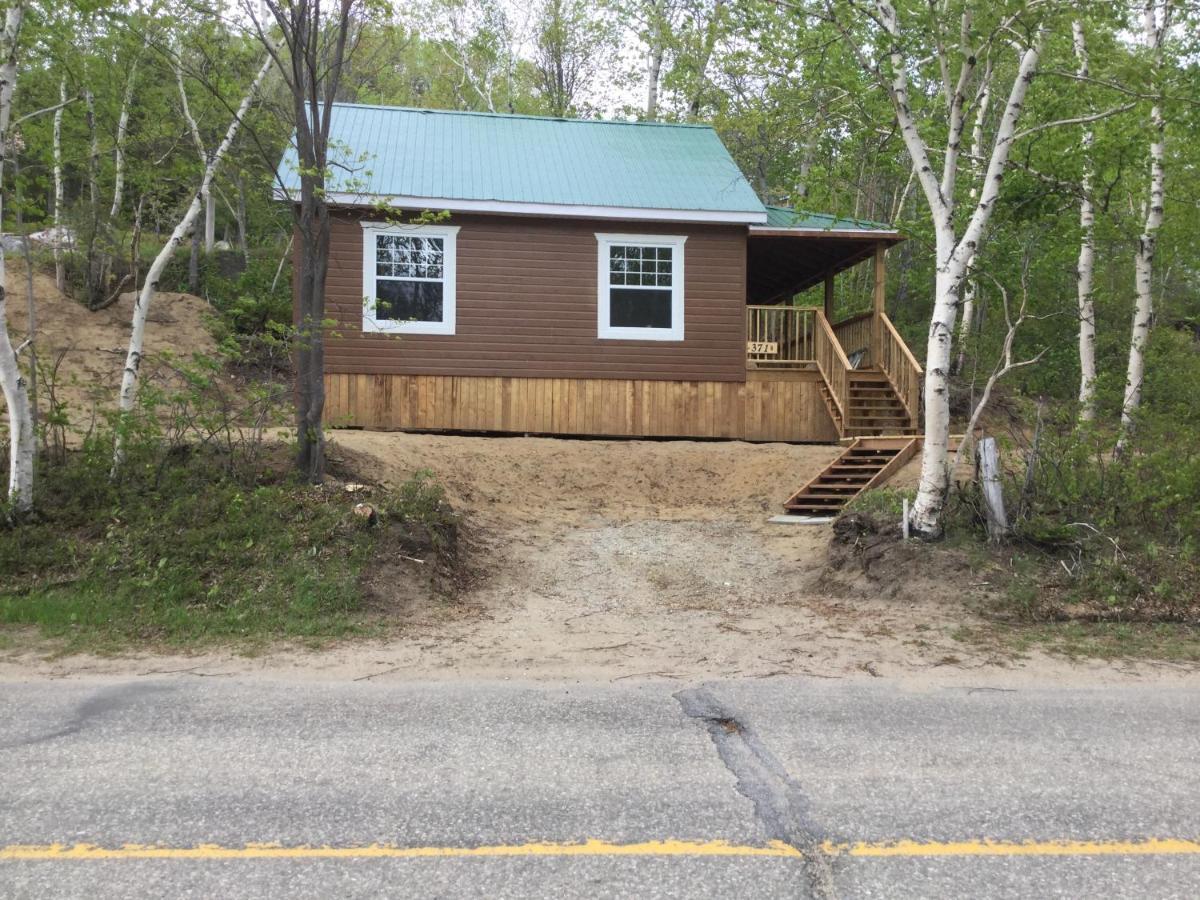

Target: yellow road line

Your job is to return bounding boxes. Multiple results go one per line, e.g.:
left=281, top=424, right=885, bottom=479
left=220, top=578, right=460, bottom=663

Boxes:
left=827, top=838, right=1200, bottom=858
left=2, top=837, right=1198, bottom=862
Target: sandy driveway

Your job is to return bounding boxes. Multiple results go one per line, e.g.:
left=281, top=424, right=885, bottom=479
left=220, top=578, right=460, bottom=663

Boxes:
left=304, top=432, right=1169, bottom=685
left=3, top=432, right=1187, bottom=686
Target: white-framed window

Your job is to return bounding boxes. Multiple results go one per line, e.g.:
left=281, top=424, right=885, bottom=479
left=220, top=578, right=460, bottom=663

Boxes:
left=361, top=222, right=460, bottom=335
left=595, top=233, right=686, bottom=341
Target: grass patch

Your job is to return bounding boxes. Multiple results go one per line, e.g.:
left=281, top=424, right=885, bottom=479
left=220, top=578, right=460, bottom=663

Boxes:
left=956, top=620, right=1200, bottom=664
left=0, top=449, right=458, bottom=654
left=841, top=486, right=913, bottom=520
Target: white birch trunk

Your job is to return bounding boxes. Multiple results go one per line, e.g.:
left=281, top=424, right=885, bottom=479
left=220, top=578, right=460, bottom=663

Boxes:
left=175, top=53, right=216, bottom=256
left=52, top=78, right=65, bottom=292
left=108, top=50, right=141, bottom=221
left=954, top=73, right=990, bottom=375
left=0, top=2, right=33, bottom=512
left=1074, top=21, right=1097, bottom=421
left=872, top=0, right=1042, bottom=536
left=646, top=45, right=662, bottom=119
left=1118, top=3, right=1167, bottom=447
left=113, top=53, right=272, bottom=472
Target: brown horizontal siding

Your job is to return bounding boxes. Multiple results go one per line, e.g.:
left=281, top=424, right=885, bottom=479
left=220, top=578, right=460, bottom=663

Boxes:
left=315, top=210, right=748, bottom=381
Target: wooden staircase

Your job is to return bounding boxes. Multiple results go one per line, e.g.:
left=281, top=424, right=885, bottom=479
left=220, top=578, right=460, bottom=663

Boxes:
left=845, top=368, right=918, bottom=436
left=783, top=437, right=919, bottom=518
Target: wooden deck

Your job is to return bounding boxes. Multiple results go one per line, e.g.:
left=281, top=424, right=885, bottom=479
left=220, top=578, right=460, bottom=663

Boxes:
left=745, top=305, right=923, bottom=439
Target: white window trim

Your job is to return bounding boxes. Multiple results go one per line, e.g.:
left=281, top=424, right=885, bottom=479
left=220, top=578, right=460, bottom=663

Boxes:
left=595, top=233, right=687, bottom=342
left=361, top=221, right=460, bottom=335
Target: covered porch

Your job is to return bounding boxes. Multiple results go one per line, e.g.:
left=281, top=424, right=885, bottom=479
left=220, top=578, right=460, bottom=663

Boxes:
left=744, top=207, right=923, bottom=438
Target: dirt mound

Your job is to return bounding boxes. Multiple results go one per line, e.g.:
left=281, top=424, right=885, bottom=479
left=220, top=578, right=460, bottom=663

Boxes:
left=820, top=511, right=979, bottom=606
left=330, top=430, right=841, bottom=522
left=2, top=259, right=217, bottom=426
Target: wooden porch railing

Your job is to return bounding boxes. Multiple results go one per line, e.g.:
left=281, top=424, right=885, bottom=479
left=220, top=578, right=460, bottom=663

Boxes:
left=813, top=309, right=852, bottom=427
left=746, top=305, right=816, bottom=367
left=877, top=312, right=922, bottom=422
left=832, top=312, right=873, bottom=366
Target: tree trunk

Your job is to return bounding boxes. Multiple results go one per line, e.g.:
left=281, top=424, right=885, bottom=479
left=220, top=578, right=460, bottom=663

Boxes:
left=204, top=188, right=216, bottom=254
left=1074, top=22, right=1097, bottom=421
left=113, top=53, right=273, bottom=473
left=188, top=220, right=200, bottom=293
left=293, top=195, right=329, bottom=483
left=646, top=45, right=663, bottom=119
left=235, top=171, right=249, bottom=262
left=52, top=78, right=65, bottom=292
left=909, top=254, right=961, bottom=535
left=109, top=51, right=141, bottom=221
left=1118, top=3, right=1167, bottom=449
left=954, top=72, right=991, bottom=376
left=0, top=2, right=33, bottom=513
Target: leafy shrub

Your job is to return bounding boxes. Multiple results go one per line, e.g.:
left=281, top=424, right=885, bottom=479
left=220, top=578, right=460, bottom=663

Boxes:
left=1001, top=331, right=1200, bottom=623
left=0, top=346, right=457, bottom=649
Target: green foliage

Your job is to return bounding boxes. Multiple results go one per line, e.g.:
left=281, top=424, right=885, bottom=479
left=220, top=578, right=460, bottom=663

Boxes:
left=0, top=465, right=373, bottom=649
left=994, top=332, right=1200, bottom=623
left=843, top=486, right=913, bottom=521
left=0, top=440, right=458, bottom=653
left=204, top=253, right=294, bottom=337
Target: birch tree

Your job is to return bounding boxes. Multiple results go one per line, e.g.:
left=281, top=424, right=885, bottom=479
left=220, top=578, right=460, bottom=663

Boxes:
left=109, top=36, right=148, bottom=221
left=52, top=78, right=65, bottom=291
left=863, top=0, right=1044, bottom=537
left=0, top=0, right=33, bottom=513
left=113, top=52, right=273, bottom=471
left=1073, top=20, right=1097, bottom=421
left=1118, top=0, right=1170, bottom=449
left=175, top=47, right=218, bottom=255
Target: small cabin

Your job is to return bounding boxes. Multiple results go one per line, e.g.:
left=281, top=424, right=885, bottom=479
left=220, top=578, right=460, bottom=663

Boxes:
left=277, top=104, right=922, bottom=443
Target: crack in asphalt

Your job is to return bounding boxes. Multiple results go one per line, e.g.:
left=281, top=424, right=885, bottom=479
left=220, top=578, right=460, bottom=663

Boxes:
left=675, top=686, right=838, bottom=900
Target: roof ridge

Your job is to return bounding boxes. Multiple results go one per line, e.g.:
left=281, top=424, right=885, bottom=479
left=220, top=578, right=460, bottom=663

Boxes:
left=330, top=102, right=716, bottom=130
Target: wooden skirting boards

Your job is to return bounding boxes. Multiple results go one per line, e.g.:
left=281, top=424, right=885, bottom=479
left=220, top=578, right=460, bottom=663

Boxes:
left=324, top=370, right=840, bottom=443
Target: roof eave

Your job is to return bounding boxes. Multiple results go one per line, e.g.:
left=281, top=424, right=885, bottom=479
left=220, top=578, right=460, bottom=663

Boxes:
left=748, top=226, right=904, bottom=242
left=272, top=188, right=769, bottom=226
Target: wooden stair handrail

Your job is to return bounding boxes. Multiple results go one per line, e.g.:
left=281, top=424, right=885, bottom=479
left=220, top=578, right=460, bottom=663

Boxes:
left=812, top=309, right=852, bottom=432
left=878, top=312, right=922, bottom=426
left=880, top=312, right=922, bottom=374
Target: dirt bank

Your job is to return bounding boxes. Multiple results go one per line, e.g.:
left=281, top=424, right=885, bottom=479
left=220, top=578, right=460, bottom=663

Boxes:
left=2, top=259, right=215, bottom=426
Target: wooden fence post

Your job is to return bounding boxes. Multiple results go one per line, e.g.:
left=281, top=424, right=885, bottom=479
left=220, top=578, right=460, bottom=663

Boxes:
left=978, top=436, right=1009, bottom=542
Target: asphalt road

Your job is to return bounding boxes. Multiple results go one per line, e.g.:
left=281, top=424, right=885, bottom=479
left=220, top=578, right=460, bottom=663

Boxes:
left=0, top=675, right=1197, bottom=898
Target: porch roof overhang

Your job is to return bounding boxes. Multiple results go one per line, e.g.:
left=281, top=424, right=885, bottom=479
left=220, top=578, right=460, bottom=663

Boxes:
left=747, top=206, right=905, bottom=304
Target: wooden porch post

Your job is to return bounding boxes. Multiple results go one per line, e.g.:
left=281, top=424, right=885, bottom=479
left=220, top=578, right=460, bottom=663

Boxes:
left=823, top=271, right=835, bottom=320
left=872, top=242, right=886, bottom=367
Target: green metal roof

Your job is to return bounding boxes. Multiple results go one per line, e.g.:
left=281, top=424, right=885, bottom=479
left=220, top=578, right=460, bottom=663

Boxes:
left=762, top=205, right=895, bottom=232
left=276, top=104, right=768, bottom=221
